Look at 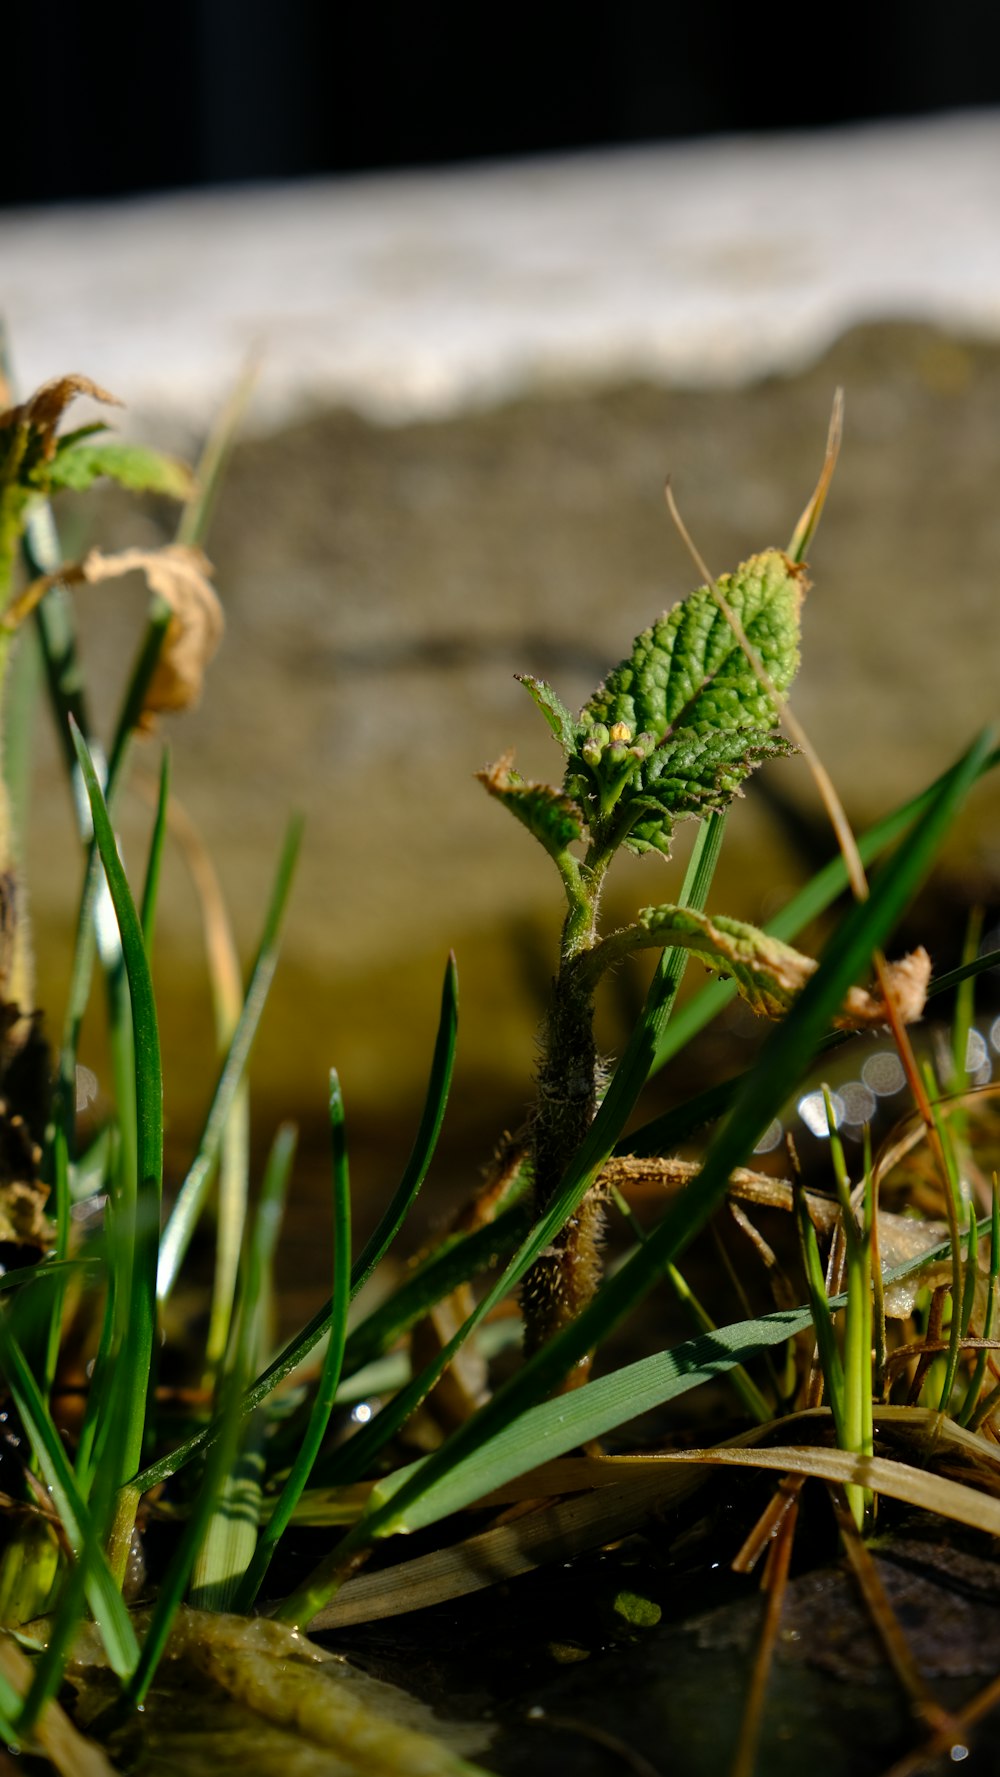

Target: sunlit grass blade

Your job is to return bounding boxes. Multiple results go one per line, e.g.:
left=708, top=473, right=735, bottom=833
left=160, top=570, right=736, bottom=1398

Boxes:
left=0, top=1312, right=138, bottom=1679
left=649, top=744, right=1000, bottom=1076
left=189, top=1124, right=297, bottom=1613
left=156, top=814, right=302, bottom=1302
left=234, top=1074, right=352, bottom=1610
left=69, top=719, right=162, bottom=1576
left=297, top=726, right=993, bottom=1592
left=303, top=813, right=726, bottom=1500
left=795, top=1183, right=845, bottom=1440
left=132, top=956, right=463, bottom=1494
left=624, top=943, right=1000, bottom=1162
left=164, top=795, right=254, bottom=1371
left=960, top=1178, right=1000, bottom=1428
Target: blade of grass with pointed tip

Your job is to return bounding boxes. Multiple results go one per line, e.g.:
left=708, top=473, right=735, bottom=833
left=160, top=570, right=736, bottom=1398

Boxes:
left=298, top=727, right=993, bottom=1589
left=69, top=719, right=162, bottom=1519
left=624, top=942, right=1000, bottom=1161
left=350, top=953, right=458, bottom=1298
left=648, top=744, right=1000, bottom=1076
left=234, top=1074, right=352, bottom=1610
left=307, top=812, right=726, bottom=1499
left=132, top=953, right=461, bottom=1493
left=157, top=815, right=302, bottom=1302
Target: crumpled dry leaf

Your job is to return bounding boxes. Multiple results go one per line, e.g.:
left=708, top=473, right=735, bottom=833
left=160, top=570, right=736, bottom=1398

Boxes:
left=80, top=546, right=224, bottom=729
left=836, top=946, right=932, bottom=1029
left=0, top=375, right=121, bottom=459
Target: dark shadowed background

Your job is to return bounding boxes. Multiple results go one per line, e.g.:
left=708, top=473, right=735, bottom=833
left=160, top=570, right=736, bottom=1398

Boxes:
left=4, top=2, right=1000, bottom=205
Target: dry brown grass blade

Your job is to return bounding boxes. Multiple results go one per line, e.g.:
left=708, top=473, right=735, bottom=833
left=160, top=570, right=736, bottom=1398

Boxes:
left=0, top=1635, right=115, bottom=1776
left=787, top=388, right=844, bottom=564
left=307, top=1466, right=708, bottom=1629
left=647, top=1442, right=1000, bottom=1535
left=828, top=1483, right=959, bottom=1741
left=730, top=1496, right=797, bottom=1777
left=879, top=1665, right=1000, bottom=1777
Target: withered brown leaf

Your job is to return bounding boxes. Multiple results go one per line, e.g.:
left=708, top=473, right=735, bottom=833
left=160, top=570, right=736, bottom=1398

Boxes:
left=79, top=545, right=224, bottom=728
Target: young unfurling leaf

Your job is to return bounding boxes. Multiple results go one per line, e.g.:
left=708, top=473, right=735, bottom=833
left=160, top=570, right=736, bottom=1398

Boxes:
left=568, top=550, right=804, bottom=852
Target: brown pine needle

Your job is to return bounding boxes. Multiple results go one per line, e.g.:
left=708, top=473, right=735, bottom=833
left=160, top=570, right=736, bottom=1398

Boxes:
left=829, top=1483, right=958, bottom=1741
left=730, top=1498, right=797, bottom=1777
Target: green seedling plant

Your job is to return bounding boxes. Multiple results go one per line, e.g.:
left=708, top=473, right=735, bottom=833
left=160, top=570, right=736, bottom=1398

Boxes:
left=1, top=362, right=1000, bottom=1776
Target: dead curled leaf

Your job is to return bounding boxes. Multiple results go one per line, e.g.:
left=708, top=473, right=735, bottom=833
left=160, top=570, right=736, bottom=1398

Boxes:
left=0, top=375, right=121, bottom=458
left=836, top=946, right=932, bottom=1029
left=79, top=546, right=224, bottom=729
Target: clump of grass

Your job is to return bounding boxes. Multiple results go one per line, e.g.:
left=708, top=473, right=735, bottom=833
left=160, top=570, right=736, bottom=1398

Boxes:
left=0, top=362, right=998, bottom=1775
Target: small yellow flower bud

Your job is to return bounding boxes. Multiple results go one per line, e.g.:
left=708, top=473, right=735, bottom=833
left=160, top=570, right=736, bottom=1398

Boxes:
left=608, top=721, right=632, bottom=744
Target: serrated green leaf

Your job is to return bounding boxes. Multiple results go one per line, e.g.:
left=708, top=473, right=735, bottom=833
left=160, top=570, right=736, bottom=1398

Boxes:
left=516, top=674, right=577, bottom=753
left=477, top=752, right=582, bottom=858
left=49, top=438, right=194, bottom=500
left=628, top=726, right=796, bottom=854
left=570, top=550, right=803, bottom=846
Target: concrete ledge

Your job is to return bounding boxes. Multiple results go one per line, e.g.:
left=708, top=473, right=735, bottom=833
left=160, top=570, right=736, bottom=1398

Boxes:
left=3, top=113, right=1000, bottom=430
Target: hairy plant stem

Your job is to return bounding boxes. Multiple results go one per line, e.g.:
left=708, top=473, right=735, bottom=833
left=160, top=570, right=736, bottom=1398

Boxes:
left=522, top=847, right=612, bottom=1368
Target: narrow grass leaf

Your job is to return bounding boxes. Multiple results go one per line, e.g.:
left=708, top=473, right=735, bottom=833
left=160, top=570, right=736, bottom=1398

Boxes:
left=189, top=1124, right=297, bottom=1612
left=70, top=719, right=162, bottom=1516
left=157, top=814, right=302, bottom=1301
left=348, top=952, right=458, bottom=1298
left=649, top=745, right=1000, bottom=1075
left=234, top=1074, right=352, bottom=1609
left=130, top=1125, right=295, bottom=1703
left=0, top=1313, right=139, bottom=1678
left=139, top=748, right=171, bottom=951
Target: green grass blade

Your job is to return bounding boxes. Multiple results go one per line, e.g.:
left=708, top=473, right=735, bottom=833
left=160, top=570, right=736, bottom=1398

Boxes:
left=339, top=1204, right=529, bottom=1383
left=349, top=954, right=459, bottom=1299
left=133, top=957, right=466, bottom=1493
left=156, top=815, right=303, bottom=1302
left=140, top=748, right=171, bottom=952
left=796, top=1187, right=845, bottom=1442
left=69, top=720, right=162, bottom=1526
left=347, top=1224, right=982, bottom=1545
left=623, top=943, right=1000, bottom=1162
left=0, top=1312, right=139, bottom=1679
left=313, top=812, right=727, bottom=1494
left=234, top=1074, right=352, bottom=1609
left=189, top=1124, right=297, bottom=1612
left=323, top=725, right=993, bottom=1563
left=133, top=1205, right=528, bottom=1497
left=649, top=744, right=1000, bottom=1074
